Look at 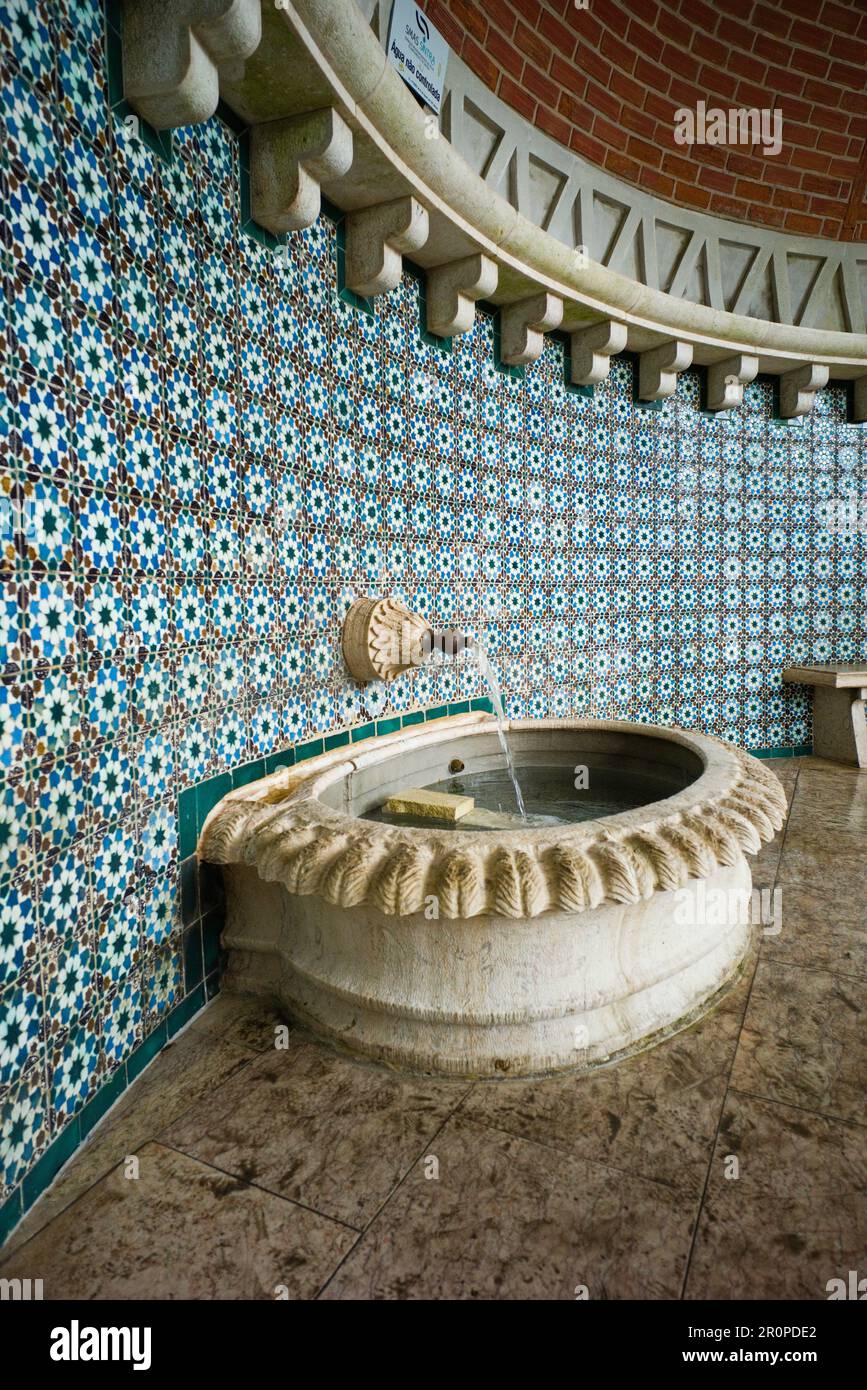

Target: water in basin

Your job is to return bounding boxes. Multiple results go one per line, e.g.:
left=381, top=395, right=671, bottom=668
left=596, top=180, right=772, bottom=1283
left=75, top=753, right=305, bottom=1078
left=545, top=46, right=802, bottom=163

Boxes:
left=367, top=763, right=688, bottom=831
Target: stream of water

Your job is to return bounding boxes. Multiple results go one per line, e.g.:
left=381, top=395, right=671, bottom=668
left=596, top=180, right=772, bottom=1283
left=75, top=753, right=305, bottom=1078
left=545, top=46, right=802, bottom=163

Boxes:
left=469, top=642, right=527, bottom=821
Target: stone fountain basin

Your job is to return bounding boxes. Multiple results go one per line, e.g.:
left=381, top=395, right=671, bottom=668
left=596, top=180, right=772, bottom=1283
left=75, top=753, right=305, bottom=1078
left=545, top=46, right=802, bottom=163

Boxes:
left=198, top=714, right=786, bottom=1078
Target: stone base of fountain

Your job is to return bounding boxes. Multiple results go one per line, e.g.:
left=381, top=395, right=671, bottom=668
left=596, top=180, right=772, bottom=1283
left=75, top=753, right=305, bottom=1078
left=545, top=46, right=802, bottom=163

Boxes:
left=220, top=855, right=753, bottom=1076
left=199, top=714, right=786, bottom=1078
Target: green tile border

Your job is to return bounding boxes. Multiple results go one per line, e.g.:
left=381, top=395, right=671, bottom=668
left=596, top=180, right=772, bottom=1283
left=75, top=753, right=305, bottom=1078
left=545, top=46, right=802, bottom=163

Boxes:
left=751, top=744, right=813, bottom=759
left=0, top=1188, right=22, bottom=1247
left=550, top=330, right=594, bottom=398
left=2, top=981, right=211, bottom=1249
left=104, top=0, right=173, bottom=163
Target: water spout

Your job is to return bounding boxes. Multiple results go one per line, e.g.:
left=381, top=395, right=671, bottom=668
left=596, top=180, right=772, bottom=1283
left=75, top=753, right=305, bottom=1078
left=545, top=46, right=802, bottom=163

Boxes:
left=341, top=596, right=526, bottom=820
left=422, top=628, right=472, bottom=660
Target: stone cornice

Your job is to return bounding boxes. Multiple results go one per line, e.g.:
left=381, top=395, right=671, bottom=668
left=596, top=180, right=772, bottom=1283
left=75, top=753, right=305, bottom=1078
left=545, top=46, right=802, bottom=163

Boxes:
left=121, top=0, right=867, bottom=411
left=360, top=0, right=865, bottom=338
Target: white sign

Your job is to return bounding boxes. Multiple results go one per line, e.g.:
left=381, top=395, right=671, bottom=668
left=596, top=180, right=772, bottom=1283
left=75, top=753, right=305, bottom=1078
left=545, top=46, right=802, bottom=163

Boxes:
left=387, top=0, right=449, bottom=115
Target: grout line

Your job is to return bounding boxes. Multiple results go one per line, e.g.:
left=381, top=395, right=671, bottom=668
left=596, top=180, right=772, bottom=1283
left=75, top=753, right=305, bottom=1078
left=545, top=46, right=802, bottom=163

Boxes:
left=312, top=1090, right=475, bottom=1299
left=153, top=1140, right=363, bottom=1234
left=677, top=941, right=763, bottom=1301
left=438, top=1099, right=696, bottom=1198
left=724, top=1084, right=867, bottom=1132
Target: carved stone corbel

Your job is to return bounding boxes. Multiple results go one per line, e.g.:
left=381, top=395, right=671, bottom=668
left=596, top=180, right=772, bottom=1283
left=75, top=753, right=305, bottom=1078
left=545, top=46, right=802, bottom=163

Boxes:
left=345, top=196, right=429, bottom=297
left=778, top=362, right=829, bottom=418
left=570, top=319, right=628, bottom=386
left=706, top=353, right=759, bottom=411
left=122, top=0, right=262, bottom=129
left=500, top=292, right=563, bottom=365
left=426, top=254, right=498, bottom=338
left=638, top=339, right=693, bottom=401
left=250, top=108, right=353, bottom=234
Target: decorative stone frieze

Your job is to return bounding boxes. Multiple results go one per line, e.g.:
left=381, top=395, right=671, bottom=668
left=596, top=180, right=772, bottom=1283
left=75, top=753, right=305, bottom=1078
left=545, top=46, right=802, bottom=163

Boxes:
left=425, top=254, right=498, bottom=338
left=122, top=0, right=261, bottom=128
left=569, top=319, right=628, bottom=386
left=250, top=108, right=353, bottom=234
left=706, top=353, right=760, bottom=412
left=344, top=196, right=429, bottom=297
left=638, top=339, right=694, bottom=401
left=500, top=293, right=564, bottom=365
left=778, top=362, right=830, bottom=418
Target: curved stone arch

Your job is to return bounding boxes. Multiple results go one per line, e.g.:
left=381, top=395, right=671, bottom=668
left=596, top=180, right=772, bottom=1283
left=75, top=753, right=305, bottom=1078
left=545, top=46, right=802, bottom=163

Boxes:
left=357, top=0, right=865, bottom=335
left=121, top=0, right=867, bottom=417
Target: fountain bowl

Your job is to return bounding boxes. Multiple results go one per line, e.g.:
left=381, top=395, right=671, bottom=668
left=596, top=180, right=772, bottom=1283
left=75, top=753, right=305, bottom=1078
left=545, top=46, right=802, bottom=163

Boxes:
left=198, top=714, right=786, bottom=1078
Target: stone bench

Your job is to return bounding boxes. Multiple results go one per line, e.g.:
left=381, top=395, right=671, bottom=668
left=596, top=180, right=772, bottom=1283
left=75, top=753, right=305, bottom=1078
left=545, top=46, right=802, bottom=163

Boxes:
left=782, top=663, right=867, bottom=768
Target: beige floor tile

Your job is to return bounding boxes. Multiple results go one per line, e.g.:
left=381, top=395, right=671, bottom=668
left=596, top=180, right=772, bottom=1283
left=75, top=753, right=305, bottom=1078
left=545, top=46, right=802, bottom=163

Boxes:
left=320, top=1115, right=694, bottom=1300
left=761, top=758, right=800, bottom=788
left=0, top=1142, right=355, bottom=1300
left=797, top=756, right=865, bottom=780
left=761, top=883, right=867, bottom=980
left=775, top=831, right=864, bottom=907
left=749, top=834, right=786, bottom=891
left=730, top=959, right=867, bottom=1124
left=457, top=961, right=753, bottom=1199
left=784, top=779, right=867, bottom=836
left=685, top=1092, right=867, bottom=1300
left=190, top=989, right=288, bottom=1053
left=3, top=1027, right=257, bottom=1256
left=162, top=1039, right=469, bottom=1229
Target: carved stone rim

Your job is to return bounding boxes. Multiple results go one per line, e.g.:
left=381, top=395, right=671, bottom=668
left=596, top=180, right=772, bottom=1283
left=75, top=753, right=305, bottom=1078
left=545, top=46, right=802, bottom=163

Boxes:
left=198, top=715, right=787, bottom=921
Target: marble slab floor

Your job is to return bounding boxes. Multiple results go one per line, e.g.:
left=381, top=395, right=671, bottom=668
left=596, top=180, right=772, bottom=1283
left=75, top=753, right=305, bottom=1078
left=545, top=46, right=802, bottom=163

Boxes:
left=1, top=757, right=865, bottom=1300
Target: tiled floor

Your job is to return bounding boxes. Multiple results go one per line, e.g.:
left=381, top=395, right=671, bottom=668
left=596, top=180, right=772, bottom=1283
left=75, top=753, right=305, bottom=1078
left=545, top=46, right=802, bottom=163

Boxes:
left=2, top=757, right=865, bottom=1300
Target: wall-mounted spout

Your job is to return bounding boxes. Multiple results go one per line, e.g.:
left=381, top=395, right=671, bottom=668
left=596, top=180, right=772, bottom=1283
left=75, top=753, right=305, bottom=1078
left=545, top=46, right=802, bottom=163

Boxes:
left=341, top=596, right=471, bottom=683
left=422, top=628, right=473, bottom=661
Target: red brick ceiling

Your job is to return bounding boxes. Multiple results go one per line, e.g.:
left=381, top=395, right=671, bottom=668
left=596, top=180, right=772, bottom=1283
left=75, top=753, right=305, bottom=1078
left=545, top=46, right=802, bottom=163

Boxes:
left=428, top=0, right=867, bottom=241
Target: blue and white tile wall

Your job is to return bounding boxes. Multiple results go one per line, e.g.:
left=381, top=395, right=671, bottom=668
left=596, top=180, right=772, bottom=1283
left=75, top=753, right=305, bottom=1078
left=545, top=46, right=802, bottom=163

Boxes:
left=1, top=0, right=865, bottom=1237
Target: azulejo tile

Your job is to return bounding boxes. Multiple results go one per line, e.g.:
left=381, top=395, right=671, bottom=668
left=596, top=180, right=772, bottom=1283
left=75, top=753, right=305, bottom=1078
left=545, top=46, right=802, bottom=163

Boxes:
left=1, top=0, right=865, bottom=1235
left=0, top=1056, right=49, bottom=1196
left=100, top=969, right=142, bottom=1067
left=94, top=889, right=139, bottom=989
left=0, top=771, right=31, bottom=874
left=48, top=1009, right=100, bottom=1123
left=0, top=869, right=37, bottom=987
left=141, top=875, right=178, bottom=951
left=35, top=841, right=91, bottom=950
left=8, top=272, right=67, bottom=383
left=32, top=751, right=88, bottom=853
left=0, top=963, right=43, bottom=1087
left=142, top=941, right=182, bottom=1027
left=43, top=928, right=96, bottom=1031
